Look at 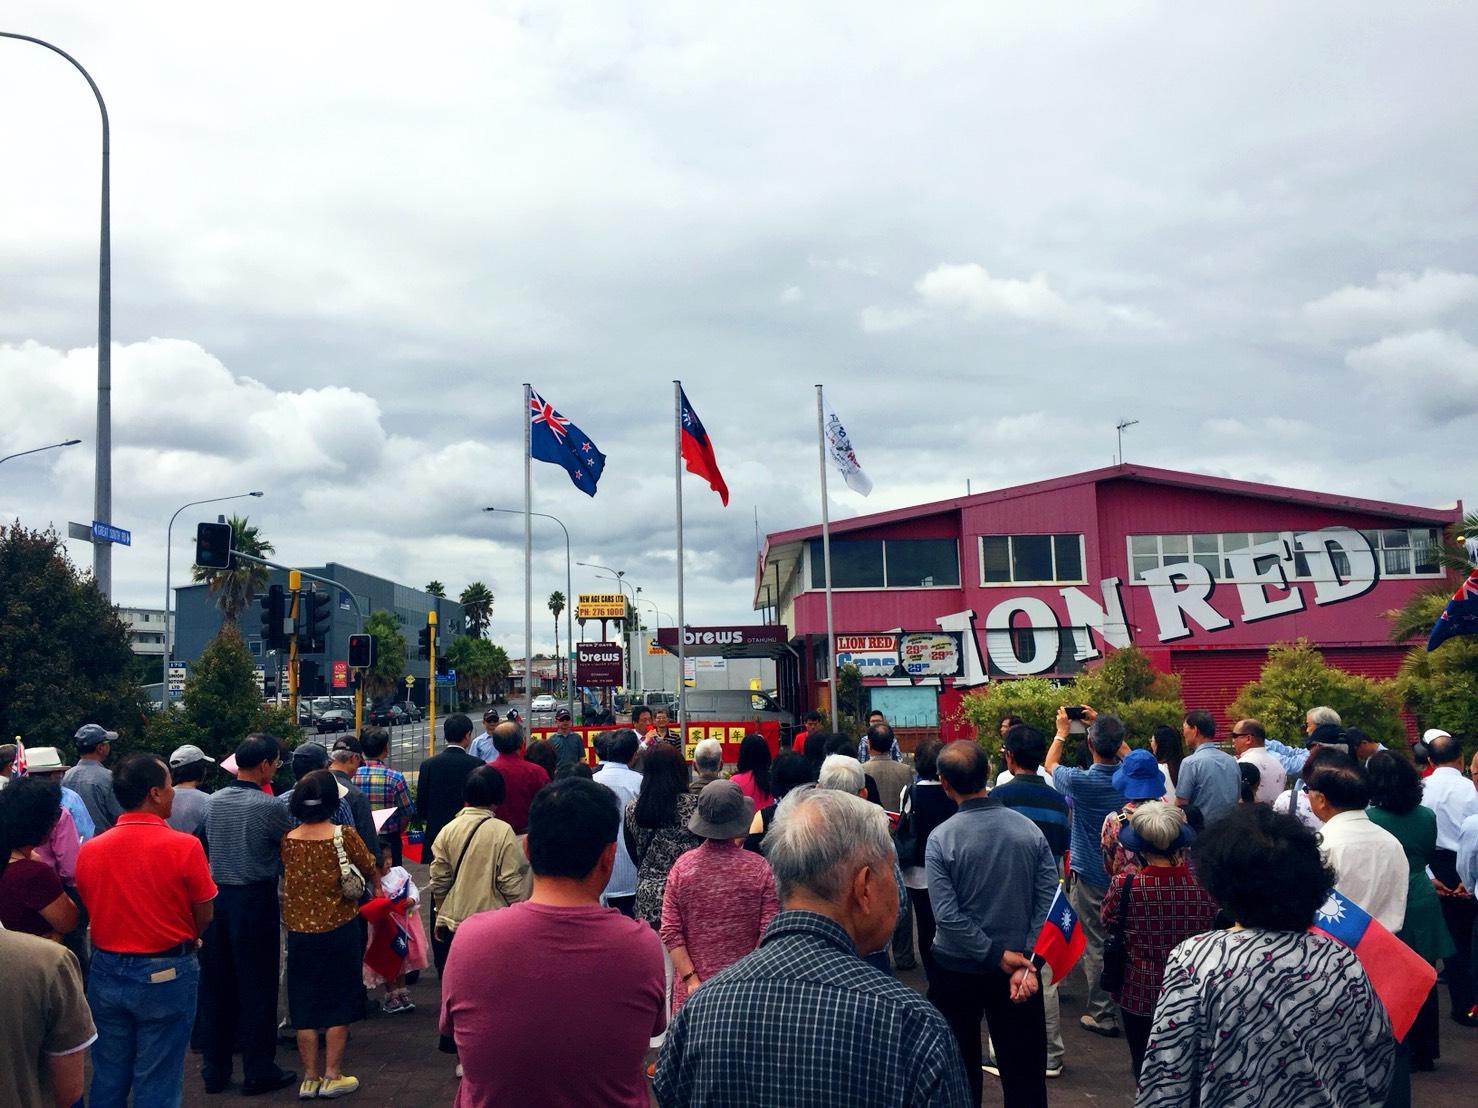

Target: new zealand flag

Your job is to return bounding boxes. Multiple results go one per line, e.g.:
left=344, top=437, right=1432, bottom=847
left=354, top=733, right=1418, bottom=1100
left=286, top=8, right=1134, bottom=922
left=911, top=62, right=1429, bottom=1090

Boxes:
left=1427, top=567, right=1478, bottom=651
left=530, top=389, right=606, bottom=497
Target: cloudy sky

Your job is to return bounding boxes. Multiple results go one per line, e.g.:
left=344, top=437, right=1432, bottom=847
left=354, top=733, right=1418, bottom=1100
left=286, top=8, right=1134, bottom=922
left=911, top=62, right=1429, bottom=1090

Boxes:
left=3, top=1, right=1476, bottom=656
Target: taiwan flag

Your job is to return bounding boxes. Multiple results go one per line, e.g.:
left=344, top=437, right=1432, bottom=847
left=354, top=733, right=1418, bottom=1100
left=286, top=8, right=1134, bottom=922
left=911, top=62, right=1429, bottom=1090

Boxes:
left=529, top=389, right=606, bottom=497
left=1310, top=888, right=1436, bottom=1041
left=1427, top=568, right=1478, bottom=650
left=679, top=386, right=729, bottom=506
left=1032, top=886, right=1086, bottom=982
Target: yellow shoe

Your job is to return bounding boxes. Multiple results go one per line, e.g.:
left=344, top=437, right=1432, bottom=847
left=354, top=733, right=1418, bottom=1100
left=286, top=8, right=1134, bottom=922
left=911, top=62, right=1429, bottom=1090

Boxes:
left=298, top=1078, right=321, bottom=1100
left=318, top=1075, right=360, bottom=1099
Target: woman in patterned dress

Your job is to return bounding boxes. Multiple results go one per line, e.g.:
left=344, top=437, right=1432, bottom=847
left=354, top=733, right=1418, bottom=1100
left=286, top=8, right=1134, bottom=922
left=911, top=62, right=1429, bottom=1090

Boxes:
left=1136, top=804, right=1394, bottom=1108
left=623, top=744, right=701, bottom=929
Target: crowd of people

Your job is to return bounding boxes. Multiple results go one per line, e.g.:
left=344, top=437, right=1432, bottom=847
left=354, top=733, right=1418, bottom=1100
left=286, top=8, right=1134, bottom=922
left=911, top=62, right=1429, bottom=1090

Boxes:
left=4, top=699, right=1478, bottom=1107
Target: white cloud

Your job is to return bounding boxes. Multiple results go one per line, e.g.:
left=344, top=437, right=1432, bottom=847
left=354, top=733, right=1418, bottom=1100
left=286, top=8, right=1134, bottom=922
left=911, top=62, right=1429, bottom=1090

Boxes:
left=779, top=285, right=803, bottom=304
left=861, top=262, right=1163, bottom=334
left=1345, top=329, right=1478, bottom=422
left=1303, top=270, right=1478, bottom=338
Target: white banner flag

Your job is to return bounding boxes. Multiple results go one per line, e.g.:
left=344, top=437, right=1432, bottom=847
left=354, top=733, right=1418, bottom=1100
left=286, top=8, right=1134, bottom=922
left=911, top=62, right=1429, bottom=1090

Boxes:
left=821, top=396, right=873, bottom=496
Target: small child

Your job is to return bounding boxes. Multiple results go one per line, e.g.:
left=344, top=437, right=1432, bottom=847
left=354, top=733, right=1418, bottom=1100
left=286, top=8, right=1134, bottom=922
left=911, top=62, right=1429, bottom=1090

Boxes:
left=362, top=844, right=429, bottom=1013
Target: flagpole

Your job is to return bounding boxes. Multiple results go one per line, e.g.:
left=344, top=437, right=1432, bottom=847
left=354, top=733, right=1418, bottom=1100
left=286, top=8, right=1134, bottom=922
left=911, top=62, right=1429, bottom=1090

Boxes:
left=674, top=380, right=687, bottom=744
left=523, top=382, right=534, bottom=725
left=816, top=384, right=839, bottom=725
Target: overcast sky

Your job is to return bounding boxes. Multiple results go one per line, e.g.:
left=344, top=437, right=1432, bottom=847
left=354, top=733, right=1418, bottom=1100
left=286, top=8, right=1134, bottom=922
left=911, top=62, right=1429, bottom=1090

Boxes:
left=3, top=1, right=1477, bottom=657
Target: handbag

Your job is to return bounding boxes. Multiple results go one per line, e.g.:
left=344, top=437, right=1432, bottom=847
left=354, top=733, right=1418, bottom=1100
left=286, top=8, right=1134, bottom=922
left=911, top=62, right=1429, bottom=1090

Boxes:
left=1099, top=873, right=1135, bottom=995
left=893, top=784, right=920, bottom=867
left=332, top=826, right=367, bottom=901
left=433, top=816, right=495, bottom=938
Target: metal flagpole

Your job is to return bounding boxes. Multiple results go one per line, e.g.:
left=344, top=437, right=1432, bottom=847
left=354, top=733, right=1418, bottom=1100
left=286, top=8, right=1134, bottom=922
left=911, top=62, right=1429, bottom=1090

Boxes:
left=816, top=385, right=838, bottom=722
left=523, top=383, right=534, bottom=724
left=674, top=381, right=687, bottom=742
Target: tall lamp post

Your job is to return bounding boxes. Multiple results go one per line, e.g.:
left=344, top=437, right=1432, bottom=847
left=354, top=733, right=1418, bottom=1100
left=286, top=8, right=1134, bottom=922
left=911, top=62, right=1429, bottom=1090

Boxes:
left=578, top=562, right=642, bottom=697
left=162, top=491, right=264, bottom=707
left=484, top=506, right=574, bottom=721
left=1, top=32, right=112, bottom=597
left=0, top=438, right=81, bottom=466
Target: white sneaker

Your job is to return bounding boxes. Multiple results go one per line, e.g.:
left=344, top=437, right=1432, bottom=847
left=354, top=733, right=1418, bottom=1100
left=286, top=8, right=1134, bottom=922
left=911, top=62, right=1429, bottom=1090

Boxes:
left=1046, top=1063, right=1064, bottom=1079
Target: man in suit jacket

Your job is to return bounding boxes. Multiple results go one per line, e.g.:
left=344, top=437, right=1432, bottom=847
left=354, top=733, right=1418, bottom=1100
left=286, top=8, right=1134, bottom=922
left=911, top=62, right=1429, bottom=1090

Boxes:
left=417, top=714, right=481, bottom=849
left=417, top=713, right=482, bottom=972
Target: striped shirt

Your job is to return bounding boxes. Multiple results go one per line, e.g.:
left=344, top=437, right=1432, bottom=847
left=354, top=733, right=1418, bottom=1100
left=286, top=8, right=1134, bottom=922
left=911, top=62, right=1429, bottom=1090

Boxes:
left=654, top=911, right=970, bottom=1107
left=1052, top=763, right=1126, bottom=888
left=205, top=780, right=293, bottom=885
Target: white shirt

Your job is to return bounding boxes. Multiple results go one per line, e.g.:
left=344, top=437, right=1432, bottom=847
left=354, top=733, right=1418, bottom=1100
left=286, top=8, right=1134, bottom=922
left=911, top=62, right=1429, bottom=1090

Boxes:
left=1421, top=766, right=1478, bottom=851
left=1317, top=809, right=1408, bottom=934
left=1457, top=813, right=1478, bottom=892
left=1273, top=786, right=1324, bottom=831
left=993, top=766, right=1054, bottom=790
left=592, top=760, right=644, bottom=900
left=1238, top=748, right=1288, bottom=805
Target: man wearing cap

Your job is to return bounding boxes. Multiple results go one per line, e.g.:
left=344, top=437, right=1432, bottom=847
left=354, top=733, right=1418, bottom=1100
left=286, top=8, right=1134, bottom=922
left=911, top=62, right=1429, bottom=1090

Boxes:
left=198, top=734, right=296, bottom=1096
left=547, top=708, right=585, bottom=769
left=75, top=752, right=217, bottom=1107
left=1230, top=719, right=1287, bottom=805
left=64, top=723, right=122, bottom=832
left=470, top=709, right=499, bottom=762
left=328, top=738, right=380, bottom=853
left=167, top=745, right=216, bottom=838
left=1421, top=729, right=1478, bottom=1027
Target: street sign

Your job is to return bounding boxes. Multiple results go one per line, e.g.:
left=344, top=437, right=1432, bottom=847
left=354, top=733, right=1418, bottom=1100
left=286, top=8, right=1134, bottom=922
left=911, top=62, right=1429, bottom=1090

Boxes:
left=404, top=675, right=415, bottom=687
left=576, top=593, right=626, bottom=620
left=331, top=661, right=348, bottom=689
left=575, top=642, right=623, bottom=687
left=435, top=668, right=457, bottom=686
left=167, top=663, right=188, bottom=694
left=252, top=665, right=266, bottom=690
left=91, top=521, right=131, bottom=546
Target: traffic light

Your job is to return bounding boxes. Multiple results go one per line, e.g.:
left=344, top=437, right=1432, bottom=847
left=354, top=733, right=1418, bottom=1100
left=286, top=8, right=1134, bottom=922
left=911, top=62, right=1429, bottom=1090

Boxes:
left=348, top=633, right=374, bottom=669
left=258, top=585, right=288, bottom=651
left=194, top=522, right=233, bottom=569
left=417, top=621, right=435, bottom=660
left=435, top=656, right=449, bottom=676
left=298, top=590, right=332, bottom=655
left=298, top=659, right=323, bottom=697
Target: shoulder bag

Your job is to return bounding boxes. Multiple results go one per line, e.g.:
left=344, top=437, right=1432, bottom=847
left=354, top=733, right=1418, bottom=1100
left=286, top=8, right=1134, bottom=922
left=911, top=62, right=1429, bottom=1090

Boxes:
left=893, top=784, right=920, bottom=867
left=332, top=825, right=367, bottom=901
left=1099, top=873, right=1135, bottom=995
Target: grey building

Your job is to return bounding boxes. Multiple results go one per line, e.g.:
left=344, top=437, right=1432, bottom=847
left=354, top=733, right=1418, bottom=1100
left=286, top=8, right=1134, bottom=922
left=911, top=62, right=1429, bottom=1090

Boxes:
left=172, top=564, right=462, bottom=698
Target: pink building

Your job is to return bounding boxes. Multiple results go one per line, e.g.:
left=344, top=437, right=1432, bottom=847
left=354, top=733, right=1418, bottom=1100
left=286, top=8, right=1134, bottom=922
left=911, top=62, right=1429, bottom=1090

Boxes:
left=755, top=464, right=1457, bottom=735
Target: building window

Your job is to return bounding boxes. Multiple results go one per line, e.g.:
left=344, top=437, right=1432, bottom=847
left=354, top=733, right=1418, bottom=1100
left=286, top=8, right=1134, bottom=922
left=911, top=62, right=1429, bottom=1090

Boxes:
left=1129, top=527, right=1443, bottom=583
left=808, top=539, right=959, bottom=589
left=978, top=535, right=1086, bottom=585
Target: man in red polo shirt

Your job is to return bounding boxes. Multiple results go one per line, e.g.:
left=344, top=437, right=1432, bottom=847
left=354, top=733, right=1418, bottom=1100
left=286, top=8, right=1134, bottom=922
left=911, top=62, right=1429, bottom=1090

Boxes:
left=75, top=752, right=217, bottom=1108
left=488, top=721, right=550, bottom=835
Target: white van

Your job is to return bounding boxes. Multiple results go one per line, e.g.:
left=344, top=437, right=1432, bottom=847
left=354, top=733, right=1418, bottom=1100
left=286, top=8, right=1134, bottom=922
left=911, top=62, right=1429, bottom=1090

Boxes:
left=681, top=689, right=793, bottom=731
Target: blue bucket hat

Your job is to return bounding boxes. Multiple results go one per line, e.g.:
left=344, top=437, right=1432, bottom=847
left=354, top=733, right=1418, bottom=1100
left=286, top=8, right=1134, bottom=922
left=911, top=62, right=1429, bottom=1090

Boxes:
left=1112, top=748, right=1166, bottom=801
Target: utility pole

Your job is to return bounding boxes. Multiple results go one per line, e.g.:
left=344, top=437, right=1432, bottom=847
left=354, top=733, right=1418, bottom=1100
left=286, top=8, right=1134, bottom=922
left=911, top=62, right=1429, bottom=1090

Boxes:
left=427, top=610, right=438, bottom=758
left=287, top=570, right=301, bottom=715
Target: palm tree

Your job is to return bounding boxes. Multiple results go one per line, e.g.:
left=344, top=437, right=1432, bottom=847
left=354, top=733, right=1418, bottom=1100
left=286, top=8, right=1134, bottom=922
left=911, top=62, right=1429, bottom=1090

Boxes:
left=425, top=580, right=446, bottom=598
left=191, top=514, right=273, bottom=626
left=460, top=581, right=495, bottom=638
left=548, top=590, right=566, bottom=693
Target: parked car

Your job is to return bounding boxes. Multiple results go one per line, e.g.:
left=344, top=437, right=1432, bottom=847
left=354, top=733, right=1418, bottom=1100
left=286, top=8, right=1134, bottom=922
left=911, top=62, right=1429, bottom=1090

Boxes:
left=369, top=703, right=407, bottom=727
left=401, top=702, right=423, bottom=723
left=316, top=709, right=353, bottom=734
left=531, top=694, right=559, bottom=713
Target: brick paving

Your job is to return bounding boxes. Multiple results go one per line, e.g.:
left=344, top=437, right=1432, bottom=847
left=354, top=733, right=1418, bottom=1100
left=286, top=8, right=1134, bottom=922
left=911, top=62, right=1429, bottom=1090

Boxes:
left=180, top=857, right=1478, bottom=1106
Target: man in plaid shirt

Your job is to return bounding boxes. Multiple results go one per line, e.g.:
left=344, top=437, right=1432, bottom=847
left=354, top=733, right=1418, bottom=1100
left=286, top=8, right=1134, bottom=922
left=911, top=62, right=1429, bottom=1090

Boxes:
left=354, top=728, right=413, bottom=865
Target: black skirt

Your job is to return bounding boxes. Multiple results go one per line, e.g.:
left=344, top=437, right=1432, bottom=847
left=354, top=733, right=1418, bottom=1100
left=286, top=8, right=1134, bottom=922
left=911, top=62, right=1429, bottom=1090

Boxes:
left=287, top=920, right=366, bottom=1030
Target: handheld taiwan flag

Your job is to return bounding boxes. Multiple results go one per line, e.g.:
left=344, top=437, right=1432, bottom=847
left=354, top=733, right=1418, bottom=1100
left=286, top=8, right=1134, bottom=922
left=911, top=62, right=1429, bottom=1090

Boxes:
left=529, top=389, right=606, bottom=497
left=678, top=386, right=729, bottom=506
left=1427, top=567, right=1478, bottom=651
left=1032, top=885, right=1086, bottom=982
left=1310, top=888, right=1436, bottom=1041
left=11, top=739, right=26, bottom=778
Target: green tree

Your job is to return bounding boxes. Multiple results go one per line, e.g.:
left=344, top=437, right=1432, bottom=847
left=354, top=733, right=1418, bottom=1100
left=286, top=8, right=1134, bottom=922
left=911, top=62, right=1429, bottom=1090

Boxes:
left=460, top=582, right=495, bottom=638
left=0, top=523, right=148, bottom=755
left=363, top=610, right=408, bottom=698
left=445, top=635, right=512, bottom=702
left=957, top=678, right=1082, bottom=763
left=548, top=591, right=566, bottom=692
left=1227, top=639, right=1404, bottom=747
left=191, top=514, right=273, bottom=625
left=425, top=580, right=446, bottom=598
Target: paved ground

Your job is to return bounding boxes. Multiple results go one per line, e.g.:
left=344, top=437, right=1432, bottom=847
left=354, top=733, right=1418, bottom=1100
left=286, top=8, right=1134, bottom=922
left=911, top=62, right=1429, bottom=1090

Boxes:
left=180, top=854, right=1478, bottom=1106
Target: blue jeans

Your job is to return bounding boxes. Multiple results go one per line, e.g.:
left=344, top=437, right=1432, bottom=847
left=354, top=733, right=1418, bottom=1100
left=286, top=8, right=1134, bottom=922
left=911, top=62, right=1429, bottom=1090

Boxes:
left=87, top=950, right=199, bottom=1108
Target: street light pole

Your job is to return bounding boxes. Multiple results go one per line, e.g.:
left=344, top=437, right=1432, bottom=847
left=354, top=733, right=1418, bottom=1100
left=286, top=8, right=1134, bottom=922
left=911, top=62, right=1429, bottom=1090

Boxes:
left=0, top=438, right=82, bottom=466
left=162, top=491, right=264, bottom=707
left=485, top=506, right=574, bottom=721
left=1, top=33, right=111, bottom=598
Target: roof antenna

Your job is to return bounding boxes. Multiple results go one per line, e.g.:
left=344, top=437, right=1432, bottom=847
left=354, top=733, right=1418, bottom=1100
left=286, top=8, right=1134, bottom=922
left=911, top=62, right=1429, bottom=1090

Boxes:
left=1115, top=419, right=1139, bottom=465
left=966, top=478, right=972, bottom=496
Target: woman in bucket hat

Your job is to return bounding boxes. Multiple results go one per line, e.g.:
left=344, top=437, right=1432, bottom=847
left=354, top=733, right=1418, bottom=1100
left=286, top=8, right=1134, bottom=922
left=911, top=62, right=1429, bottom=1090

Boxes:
left=1102, top=748, right=1173, bottom=880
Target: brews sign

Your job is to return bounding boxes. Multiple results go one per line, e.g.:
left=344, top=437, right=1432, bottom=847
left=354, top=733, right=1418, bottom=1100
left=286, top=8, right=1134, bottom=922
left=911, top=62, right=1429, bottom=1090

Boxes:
left=575, top=642, right=623, bottom=687
left=938, top=526, right=1395, bottom=682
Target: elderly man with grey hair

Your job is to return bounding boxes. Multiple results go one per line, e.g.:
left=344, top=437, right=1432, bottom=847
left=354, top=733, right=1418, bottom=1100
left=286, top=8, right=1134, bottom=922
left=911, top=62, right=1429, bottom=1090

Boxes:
left=1263, top=705, right=1343, bottom=777
left=689, top=739, right=725, bottom=792
left=653, top=788, right=970, bottom=1107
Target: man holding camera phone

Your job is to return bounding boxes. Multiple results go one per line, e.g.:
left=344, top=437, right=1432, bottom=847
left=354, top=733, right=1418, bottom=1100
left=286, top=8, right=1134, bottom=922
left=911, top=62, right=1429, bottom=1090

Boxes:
left=1044, top=704, right=1129, bottom=1038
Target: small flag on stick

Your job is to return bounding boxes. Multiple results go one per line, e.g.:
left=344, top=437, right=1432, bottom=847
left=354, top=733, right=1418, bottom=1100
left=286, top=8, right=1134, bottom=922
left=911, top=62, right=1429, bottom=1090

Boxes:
left=1032, top=885, right=1086, bottom=982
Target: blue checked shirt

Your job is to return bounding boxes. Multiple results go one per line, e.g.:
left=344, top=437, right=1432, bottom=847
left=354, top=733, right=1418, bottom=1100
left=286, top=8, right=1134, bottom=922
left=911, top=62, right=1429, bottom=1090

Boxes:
left=354, top=760, right=413, bottom=834
left=653, top=911, right=971, bottom=1107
